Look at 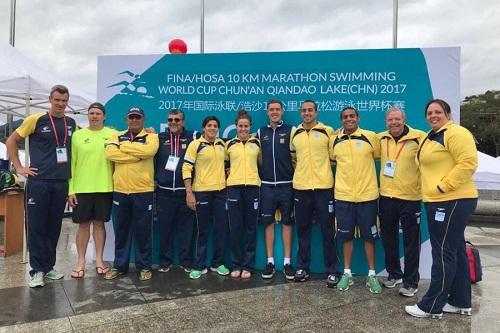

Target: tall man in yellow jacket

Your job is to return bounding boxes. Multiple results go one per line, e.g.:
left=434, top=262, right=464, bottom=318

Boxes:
left=104, top=107, right=159, bottom=281
left=331, top=106, right=382, bottom=293
left=378, top=108, right=426, bottom=297
left=291, top=100, right=340, bottom=287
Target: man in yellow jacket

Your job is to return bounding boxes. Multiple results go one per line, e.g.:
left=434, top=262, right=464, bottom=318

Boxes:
left=291, top=100, right=340, bottom=287
left=104, top=107, right=159, bottom=281
left=378, top=108, right=426, bottom=297
left=331, top=106, right=382, bottom=293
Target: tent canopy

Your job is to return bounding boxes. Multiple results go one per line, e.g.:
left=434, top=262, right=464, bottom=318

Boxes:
left=474, top=152, right=500, bottom=190
left=0, top=43, right=93, bottom=119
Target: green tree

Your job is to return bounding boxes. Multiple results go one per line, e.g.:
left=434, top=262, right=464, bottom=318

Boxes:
left=461, top=90, right=500, bottom=157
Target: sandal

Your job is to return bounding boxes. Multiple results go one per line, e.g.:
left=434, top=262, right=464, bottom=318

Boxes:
left=70, top=269, right=85, bottom=279
left=104, top=268, right=125, bottom=280
left=230, top=270, right=241, bottom=279
left=139, top=269, right=152, bottom=281
left=241, top=270, right=252, bottom=280
left=96, top=266, right=110, bottom=275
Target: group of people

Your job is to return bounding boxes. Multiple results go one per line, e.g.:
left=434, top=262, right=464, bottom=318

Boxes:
left=6, top=84, right=478, bottom=320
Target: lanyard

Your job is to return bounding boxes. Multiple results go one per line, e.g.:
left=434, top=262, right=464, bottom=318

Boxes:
left=386, top=139, right=406, bottom=160
left=169, top=133, right=180, bottom=157
left=48, top=112, right=67, bottom=147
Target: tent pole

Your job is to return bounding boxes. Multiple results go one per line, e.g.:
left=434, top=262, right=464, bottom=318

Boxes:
left=20, top=93, right=29, bottom=264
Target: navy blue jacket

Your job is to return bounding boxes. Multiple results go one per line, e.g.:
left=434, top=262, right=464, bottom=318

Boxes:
left=257, top=122, right=294, bottom=185
left=155, top=129, right=199, bottom=194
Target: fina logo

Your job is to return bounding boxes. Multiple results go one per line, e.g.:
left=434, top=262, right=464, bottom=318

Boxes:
left=41, top=126, right=51, bottom=133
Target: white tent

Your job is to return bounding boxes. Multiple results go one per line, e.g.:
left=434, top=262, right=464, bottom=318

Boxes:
left=0, top=43, right=93, bottom=121
left=474, top=152, right=500, bottom=190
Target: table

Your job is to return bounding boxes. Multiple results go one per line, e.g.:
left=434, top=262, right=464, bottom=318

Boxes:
left=0, top=190, right=24, bottom=257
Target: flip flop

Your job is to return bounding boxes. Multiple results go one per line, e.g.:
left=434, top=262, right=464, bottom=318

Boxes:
left=71, top=269, right=85, bottom=279
left=96, top=266, right=110, bottom=275
left=241, top=270, right=252, bottom=280
left=230, top=270, right=241, bottom=279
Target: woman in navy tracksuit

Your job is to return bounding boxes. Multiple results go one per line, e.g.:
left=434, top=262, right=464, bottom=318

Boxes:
left=405, top=99, right=478, bottom=318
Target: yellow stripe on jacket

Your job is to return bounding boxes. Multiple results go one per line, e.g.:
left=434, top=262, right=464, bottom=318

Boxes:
left=182, top=137, right=226, bottom=192
left=330, top=127, right=380, bottom=202
left=290, top=122, right=334, bottom=190
left=417, top=120, right=478, bottom=202
left=378, top=126, right=426, bottom=201
left=105, top=129, right=159, bottom=194
left=225, top=136, right=261, bottom=187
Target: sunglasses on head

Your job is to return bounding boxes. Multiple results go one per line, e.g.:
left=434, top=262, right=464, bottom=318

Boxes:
left=128, top=114, right=142, bottom=120
left=168, top=118, right=182, bottom=123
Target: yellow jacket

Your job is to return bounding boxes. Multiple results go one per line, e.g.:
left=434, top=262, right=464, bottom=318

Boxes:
left=226, top=136, right=261, bottom=187
left=378, top=126, right=426, bottom=201
left=182, top=136, right=226, bottom=192
left=417, top=120, right=478, bottom=202
left=105, top=129, right=159, bottom=194
left=290, top=122, right=334, bottom=190
left=330, top=127, right=380, bottom=202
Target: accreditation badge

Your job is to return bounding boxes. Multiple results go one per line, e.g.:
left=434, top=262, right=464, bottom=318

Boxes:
left=56, top=147, right=68, bottom=163
left=383, top=161, right=396, bottom=178
left=165, top=155, right=180, bottom=171
left=435, top=210, right=445, bottom=222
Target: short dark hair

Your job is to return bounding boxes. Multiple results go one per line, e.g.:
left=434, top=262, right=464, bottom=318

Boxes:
left=202, top=115, right=220, bottom=128
left=340, top=106, right=359, bottom=119
left=267, top=99, right=283, bottom=110
left=424, top=99, right=451, bottom=116
left=301, top=99, right=317, bottom=111
left=50, top=84, right=69, bottom=97
left=235, top=109, right=252, bottom=125
left=168, top=108, right=185, bottom=120
left=88, top=102, right=105, bottom=114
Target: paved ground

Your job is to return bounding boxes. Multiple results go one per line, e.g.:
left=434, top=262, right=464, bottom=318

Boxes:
left=1, top=220, right=499, bottom=332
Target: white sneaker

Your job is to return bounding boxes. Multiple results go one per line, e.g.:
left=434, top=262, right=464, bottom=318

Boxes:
left=442, top=303, right=472, bottom=316
left=29, top=272, right=45, bottom=288
left=382, top=278, right=403, bottom=288
left=405, top=305, right=442, bottom=319
left=45, top=270, right=64, bottom=280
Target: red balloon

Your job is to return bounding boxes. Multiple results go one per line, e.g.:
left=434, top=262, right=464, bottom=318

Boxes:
left=168, top=39, right=187, bottom=54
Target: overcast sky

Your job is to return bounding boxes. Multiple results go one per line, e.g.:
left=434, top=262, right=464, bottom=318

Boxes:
left=0, top=0, right=498, bottom=100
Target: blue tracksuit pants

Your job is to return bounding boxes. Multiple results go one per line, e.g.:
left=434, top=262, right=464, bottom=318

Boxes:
left=418, top=198, right=477, bottom=314
left=193, top=190, right=228, bottom=270
left=294, top=189, right=339, bottom=275
left=227, top=185, right=259, bottom=271
left=112, top=191, right=154, bottom=272
left=156, top=191, right=195, bottom=268
left=25, top=179, right=68, bottom=276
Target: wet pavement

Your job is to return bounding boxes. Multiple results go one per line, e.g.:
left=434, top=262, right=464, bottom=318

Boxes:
left=0, top=220, right=499, bottom=332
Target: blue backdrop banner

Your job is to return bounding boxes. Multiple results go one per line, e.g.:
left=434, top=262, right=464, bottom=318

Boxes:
left=98, top=47, right=460, bottom=276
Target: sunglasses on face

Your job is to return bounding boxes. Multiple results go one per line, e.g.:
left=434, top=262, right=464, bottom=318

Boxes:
left=128, top=115, right=143, bottom=120
left=168, top=118, right=182, bottom=123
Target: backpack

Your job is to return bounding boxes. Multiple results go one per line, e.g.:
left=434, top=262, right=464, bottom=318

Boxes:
left=0, top=169, right=20, bottom=192
left=466, top=241, right=482, bottom=283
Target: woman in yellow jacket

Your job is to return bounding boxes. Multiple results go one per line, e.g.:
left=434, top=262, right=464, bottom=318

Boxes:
left=182, top=116, right=230, bottom=279
left=406, top=99, right=478, bottom=319
left=225, top=110, right=261, bottom=280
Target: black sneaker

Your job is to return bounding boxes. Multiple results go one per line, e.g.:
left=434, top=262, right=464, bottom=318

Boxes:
left=261, top=263, right=275, bottom=279
left=294, top=269, right=309, bottom=282
left=283, top=264, right=295, bottom=281
left=326, top=274, right=339, bottom=288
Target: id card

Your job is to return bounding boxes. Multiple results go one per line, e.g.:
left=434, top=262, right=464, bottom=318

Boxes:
left=56, top=147, right=68, bottom=163
left=165, top=155, right=180, bottom=171
left=435, top=211, right=445, bottom=222
left=383, top=161, right=396, bottom=177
